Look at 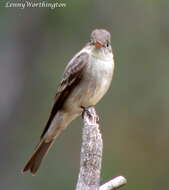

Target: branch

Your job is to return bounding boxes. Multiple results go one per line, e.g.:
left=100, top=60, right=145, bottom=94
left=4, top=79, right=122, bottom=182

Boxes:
left=76, top=107, right=102, bottom=190
left=100, top=176, right=127, bottom=190
left=75, top=107, right=127, bottom=190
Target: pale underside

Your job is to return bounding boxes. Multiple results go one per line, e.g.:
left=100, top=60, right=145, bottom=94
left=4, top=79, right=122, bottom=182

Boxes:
left=44, top=45, right=114, bottom=141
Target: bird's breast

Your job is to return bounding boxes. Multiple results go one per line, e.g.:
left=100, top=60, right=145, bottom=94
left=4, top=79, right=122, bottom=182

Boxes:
left=63, top=52, right=114, bottom=113
left=80, top=55, right=114, bottom=107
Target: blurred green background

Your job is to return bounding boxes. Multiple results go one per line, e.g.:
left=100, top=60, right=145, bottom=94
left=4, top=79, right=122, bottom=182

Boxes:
left=0, top=0, right=169, bottom=189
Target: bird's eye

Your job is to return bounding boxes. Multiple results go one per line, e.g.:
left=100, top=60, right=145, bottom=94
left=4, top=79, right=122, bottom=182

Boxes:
left=106, top=41, right=109, bottom=47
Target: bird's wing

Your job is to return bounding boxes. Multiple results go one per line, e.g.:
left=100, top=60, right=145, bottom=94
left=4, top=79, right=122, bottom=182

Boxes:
left=40, top=52, right=89, bottom=138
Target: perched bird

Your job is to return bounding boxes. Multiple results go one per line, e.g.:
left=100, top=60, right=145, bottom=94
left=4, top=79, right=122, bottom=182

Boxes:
left=22, top=29, right=115, bottom=174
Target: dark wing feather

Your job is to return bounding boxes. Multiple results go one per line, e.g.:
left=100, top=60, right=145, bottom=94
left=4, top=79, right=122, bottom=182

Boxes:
left=40, top=52, right=89, bottom=138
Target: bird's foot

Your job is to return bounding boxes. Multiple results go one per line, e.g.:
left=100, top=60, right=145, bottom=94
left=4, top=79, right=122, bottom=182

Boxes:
left=81, top=106, right=99, bottom=124
left=81, top=106, right=92, bottom=119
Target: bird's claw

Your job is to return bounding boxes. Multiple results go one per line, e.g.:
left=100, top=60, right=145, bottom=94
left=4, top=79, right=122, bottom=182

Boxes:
left=81, top=106, right=99, bottom=124
left=81, top=106, right=93, bottom=119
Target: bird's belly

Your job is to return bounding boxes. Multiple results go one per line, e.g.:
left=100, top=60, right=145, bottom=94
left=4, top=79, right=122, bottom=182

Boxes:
left=65, top=57, right=114, bottom=113
left=81, top=63, right=113, bottom=106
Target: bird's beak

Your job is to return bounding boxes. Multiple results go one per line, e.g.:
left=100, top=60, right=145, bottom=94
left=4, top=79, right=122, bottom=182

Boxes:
left=94, top=41, right=103, bottom=48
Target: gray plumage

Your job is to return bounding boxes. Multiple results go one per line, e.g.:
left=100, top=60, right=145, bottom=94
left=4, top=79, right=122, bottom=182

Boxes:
left=22, top=29, right=114, bottom=174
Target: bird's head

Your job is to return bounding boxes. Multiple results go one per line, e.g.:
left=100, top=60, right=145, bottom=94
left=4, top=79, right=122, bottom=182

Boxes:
left=90, top=29, right=111, bottom=49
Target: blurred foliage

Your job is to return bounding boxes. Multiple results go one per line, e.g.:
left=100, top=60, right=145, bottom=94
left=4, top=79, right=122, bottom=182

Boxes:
left=0, top=0, right=169, bottom=190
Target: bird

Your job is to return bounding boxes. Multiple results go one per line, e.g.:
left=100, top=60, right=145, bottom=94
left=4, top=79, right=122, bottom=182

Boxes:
left=22, top=29, right=115, bottom=174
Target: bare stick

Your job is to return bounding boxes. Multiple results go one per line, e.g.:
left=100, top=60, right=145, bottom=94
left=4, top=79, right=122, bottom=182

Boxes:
left=75, top=107, right=127, bottom=190
left=100, top=176, right=127, bottom=190
left=75, top=107, right=102, bottom=190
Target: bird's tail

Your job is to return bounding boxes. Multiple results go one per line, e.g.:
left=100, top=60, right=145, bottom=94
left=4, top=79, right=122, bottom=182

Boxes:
left=22, top=139, right=54, bottom=175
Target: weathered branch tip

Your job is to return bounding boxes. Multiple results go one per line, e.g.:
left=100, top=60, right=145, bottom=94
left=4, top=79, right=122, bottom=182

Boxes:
left=100, top=176, right=127, bottom=190
left=75, top=107, right=127, bottom=190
